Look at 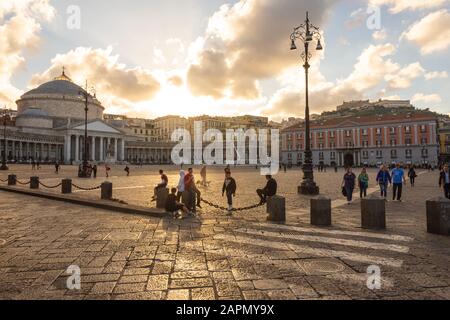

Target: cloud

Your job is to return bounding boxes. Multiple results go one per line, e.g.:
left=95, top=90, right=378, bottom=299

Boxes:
left=401, top=9, right=450, bottom=55
left=30, top=46, right=161, bottom=103
left=370, top=0, right=448, bottom=14
left=372, top=29, right=387, bottom=41
left=263, top=43, right=426, bottom=120
left=0, top=0, right=55, bottom=105
left=425, top=71, right=448, bottom=80
left=187, top=0, right=337, bottom=100
left=168, top=75, right=183, bottom=87
left=412, top=93, right=442, bottom=103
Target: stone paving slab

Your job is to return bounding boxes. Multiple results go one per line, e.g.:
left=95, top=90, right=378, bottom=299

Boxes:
left=0, top=168, right=449, bottom=300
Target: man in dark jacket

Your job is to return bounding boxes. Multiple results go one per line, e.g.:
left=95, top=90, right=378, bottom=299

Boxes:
left=257, top=175, right=278, bottom=204
left=439, top=164, right=450, bottom=199
left=222, top=171, right=237, bottom=214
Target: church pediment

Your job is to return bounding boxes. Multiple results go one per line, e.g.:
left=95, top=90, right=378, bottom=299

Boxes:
left=72, top=120, right=122, bottom=134
left=336, top=120, right=360, bottom=128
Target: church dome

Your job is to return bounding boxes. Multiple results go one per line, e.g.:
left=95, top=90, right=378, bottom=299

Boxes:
left=22, top=69, right=90, bottom=98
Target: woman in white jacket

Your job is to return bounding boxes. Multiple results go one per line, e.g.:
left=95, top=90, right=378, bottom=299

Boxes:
left=177, top=170, right=185, bottom=202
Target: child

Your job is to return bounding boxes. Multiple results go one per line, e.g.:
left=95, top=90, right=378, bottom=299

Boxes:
left=124, top=165, right=130, bottom=176
left=165, top=187, right=188, bottom=219
left=222, top=171, right=237, bottom=215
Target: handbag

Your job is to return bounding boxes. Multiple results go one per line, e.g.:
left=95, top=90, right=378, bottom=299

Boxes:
left=341, top=186, right=347, bottom=197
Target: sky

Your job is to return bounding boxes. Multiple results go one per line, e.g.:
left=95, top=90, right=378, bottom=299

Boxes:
left=0, top=0, right=449, bottom=122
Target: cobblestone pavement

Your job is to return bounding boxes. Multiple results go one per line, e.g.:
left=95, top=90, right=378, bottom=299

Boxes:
left=0, top=166, right=449, bottom=300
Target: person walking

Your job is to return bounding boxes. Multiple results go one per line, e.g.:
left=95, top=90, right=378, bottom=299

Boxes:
left=391, top=163, right=406, bottom=202
left=256, top=175, right=278, bottom=204
left=105, top=164, right=111, bottom=178
left=358, top=167, right=369, bottom=198
left=222, top=171, right=237, bottom=215
left=439, top=164, right=450, bottom=199
left=376, top=165, right=391, bottom=200
left=92, top=164, right=98, bottom=178
left=124, top=165, right=130, bottom=176
left=200, top=165, right=207, bottom=186
left=151, top=169, right=168, bottom=201
left=31, top=159, right=36, bottom=170
left=342, top=167, right=356, bottom=204
left=177, top=170, right=185, bottom=202
left=54, top=162, right=60, bottom=174
left=408, top=165, right=417, bottom=187
left=184, top=168, right=201, bottom=213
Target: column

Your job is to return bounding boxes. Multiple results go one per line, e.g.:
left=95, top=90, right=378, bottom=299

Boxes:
left=370, top=128, right=374, bottom=147
left=26, top=142, right=30, bottom=160
left=398, top=125, right=403, bottom=146
left=357, top=129, right=361, bottom=147
left=325, top=131, right=329, bottom=149
left=19, top=142, right=23, bottom=160
left=429, top=123, right=434, bottom=144
left=414, top=125, right=418, bottom=145
left=12, top=141, right=16, bottom=160
left=384, top=127, right=388, bottom=147
left=75, top=135, right=80, bottom=162
left=91, top=137, right=96, bottom=161
left=120, top=139, right=125, bottom=161
left=114, top=138, right=118, bottom=161
left=99, top=137, right=104, bottom=161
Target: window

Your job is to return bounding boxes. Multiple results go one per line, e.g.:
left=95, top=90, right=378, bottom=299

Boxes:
left=346, top=130, right=351, bottom=137
left=297, top=133, right=302, bottom=139
left=422, top=149, right=428, bottom=158
left=318, top=132, right=324, bottom=138
left=421, top=138, right=428, bottom=145
left=288, top=144, right=292, bottom=151
left=405, top=138, right=412, bottom=146
left=376, top=140, right=382, bottom=147
left=376, top=150, right=383, bottom=158
left=390, top=150, right=397, bottom=159
left=420, top=125, right=426, bottom=133
left=405, top=149, right=412, bottom=158
left=390, top=139, right=396, bottom=146
left=362, top=151, right=369, bottom=159
left=330, top=152, right=336, bottom=160
left=329, top=142, right=336, bottom=148
left=287, top=134, right=292, bottom=141
left=319, top=143, right=324, bottom=149
left=362, top=129, right=368, bottom=136
left=288, top=153, right=292, bottom=160
left=362, top=141, right=369, bottom=147
left=390, top=127, right=396, bottom=134
left=319, top=152, right=324, bottom=160
left=330, top=132, right=335, bottom=138
left=376, top=128, right=382, bottom=135
left=405, top=126, right=411, bottom=134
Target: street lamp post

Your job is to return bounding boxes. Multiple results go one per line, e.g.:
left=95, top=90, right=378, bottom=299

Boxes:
left=1, top=107, right=9, bottom=171
left=78, top=82, right=94, bottom=178
left=290, top=11, right=322, bottom=195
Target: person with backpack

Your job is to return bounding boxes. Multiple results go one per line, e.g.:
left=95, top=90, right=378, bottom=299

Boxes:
left=358, top=167, right=369, bottom=198
left=408, top=165, right=417, bottom=187
left=376, top=165, right=391, bottom=200
left=222, top=171, right=237, bottom=215
left=342, top=167, right=356, bottom=204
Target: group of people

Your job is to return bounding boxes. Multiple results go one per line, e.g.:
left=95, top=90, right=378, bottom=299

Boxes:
left=160, top=165, right=278, bottom=219
left=341, top=163, right=422, bottom=204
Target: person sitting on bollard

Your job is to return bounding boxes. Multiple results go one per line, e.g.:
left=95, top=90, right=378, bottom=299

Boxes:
left=439, top=164, right=450, bottom=199
left=177, top=170, right=185, bottom=202
left=151, top=169, right=168, bottom=201
left=257, top=175, right=278, bottom=205
left=165, top=187, right=188, bottom=219
left=358, top=167, right=369, bottom=198
left=376, top=165, right=391, bottom=200
left=222, top=171, right=237, bottom=215
left=124, top=165, right=130, bottom=177
left=342, top=167, right=356, bottom=205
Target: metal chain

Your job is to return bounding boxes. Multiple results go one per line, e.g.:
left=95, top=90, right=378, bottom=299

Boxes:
left=71, top=183, right=101, bottom=191
left=39, top=181, right=62, bottom=189
left=16, top=180, right=31, bottom=185
left=0, top=178, right=8, bottom=183
left=200, top=198, right=265, bottom=212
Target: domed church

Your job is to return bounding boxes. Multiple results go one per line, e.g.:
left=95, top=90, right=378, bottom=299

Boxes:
left=5, top=69, right=126, bottom=164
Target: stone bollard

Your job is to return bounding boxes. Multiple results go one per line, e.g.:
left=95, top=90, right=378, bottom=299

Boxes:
left=426, top=197, right=450, bottom=236
left=61, top=179, right=72, bottom=194
left=267, top=195, right=286, bottom=222
left=361, top=195, right=386, bottom=230
left=311, top=196, right=332, bottom=226
left=156, top=188, right=169, bottom=209
left=30, top=176, right=39, bottom=189
left=101, top=182, right=113, bottom=200
left=7, top=174, right=16, bottom=186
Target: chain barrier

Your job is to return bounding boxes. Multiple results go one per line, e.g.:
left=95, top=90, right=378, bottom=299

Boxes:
left=71, top=183, right=101, bottom=191
left=0, top=178, right=8, bottom=183
left=200, top=198, right=265, bottom=212
left=39, top=181, right=62, bottom=189
left=16, top=180, right=31, bottom=186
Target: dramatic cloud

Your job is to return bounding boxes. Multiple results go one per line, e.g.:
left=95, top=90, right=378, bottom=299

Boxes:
left=412, top=93, right=442, bottom=104
left=402, top=10, right=450, bottom=55
left=30, top=46, right=161, bottom=104
left=425, top=71, right=448, bottom=80
left=263, top=43, right=426, bottom=120
left=0, top=0, right=55, bottom=105
left=370, top=0, right=448, bottom=14
left=187, top=0, right=337, bottom=100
